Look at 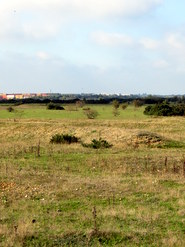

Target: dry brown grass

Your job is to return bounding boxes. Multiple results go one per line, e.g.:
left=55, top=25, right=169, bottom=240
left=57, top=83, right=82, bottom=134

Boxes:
left=0, top=115, right=184, bottom=246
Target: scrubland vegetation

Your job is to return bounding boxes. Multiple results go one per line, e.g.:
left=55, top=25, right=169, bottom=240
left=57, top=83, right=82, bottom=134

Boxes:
left=0, top=103, right=184, bottom=246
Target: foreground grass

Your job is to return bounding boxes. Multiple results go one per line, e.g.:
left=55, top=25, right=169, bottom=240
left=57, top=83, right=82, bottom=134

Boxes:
left=0, top=106, right=185, bottom=246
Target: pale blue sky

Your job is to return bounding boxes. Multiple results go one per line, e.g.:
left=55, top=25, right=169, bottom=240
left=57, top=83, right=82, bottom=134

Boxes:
left=0, top=0, right=185, bottom=94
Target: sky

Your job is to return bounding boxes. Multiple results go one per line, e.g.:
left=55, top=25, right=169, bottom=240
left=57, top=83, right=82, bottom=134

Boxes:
left=0, top=0, right=185, bottom=95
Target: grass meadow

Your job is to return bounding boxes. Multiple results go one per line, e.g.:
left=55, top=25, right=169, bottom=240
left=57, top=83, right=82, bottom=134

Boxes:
left=0, top=104, right=185, bottom=246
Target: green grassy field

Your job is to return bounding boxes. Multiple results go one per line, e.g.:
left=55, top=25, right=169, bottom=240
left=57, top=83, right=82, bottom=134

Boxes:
left=0, top=104, right=185, bottom=246
left=0, top=104, right=147, bottom=120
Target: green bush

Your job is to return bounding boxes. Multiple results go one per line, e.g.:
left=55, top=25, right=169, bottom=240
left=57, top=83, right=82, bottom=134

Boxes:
left=47, top=103, right=65, bottom=110
left=112, top=100, right=120, bottom=109
left=83, top=108, right=98, bottom=119
left=121, top=103, right=128, bottom=110
left=144, top=101, right=185, bottom=116
left=50, top=134, right=79, bottom=144
left=82, top=138, right=112, bottom=149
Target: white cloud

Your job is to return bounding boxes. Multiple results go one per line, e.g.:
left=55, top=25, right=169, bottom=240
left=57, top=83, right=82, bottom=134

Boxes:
left=91, top=32, right=134, bottom=46
left=91, top=29, right=185, bottom=75
left=0, top=0, right=163, bottom=40
left=22, top=21, right=59, bottom=40
left=166, top=32, right=185, bottom=50
left=139, top=38, right=159, bottom=49
left=0, top=0, right=163, bottom=18
left=36, top=51, right=50, bottom=60
left=153, top=59, right=169, bottom=68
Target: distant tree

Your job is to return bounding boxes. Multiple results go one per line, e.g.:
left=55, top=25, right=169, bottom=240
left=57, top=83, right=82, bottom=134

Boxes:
left=112, top=100, right=120, bottom=109
left=144, top=101, right=185, bottom=116
left=83, top=108, right=98, bottom=119
left=121, top=103, right=128, bottom=110
left=76, top=100, right=85, bottom=108
left=133, top=99, right=144, bottom=108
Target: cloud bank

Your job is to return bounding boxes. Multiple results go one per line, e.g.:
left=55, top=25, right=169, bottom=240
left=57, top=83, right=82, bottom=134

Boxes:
left=0, top=0, right=163, bottom=40
left=0, top=0, right=185, bottom=94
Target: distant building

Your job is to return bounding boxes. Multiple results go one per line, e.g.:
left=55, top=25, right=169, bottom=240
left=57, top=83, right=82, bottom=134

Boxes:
left=15, top=94, right=23, bottom=99
left=41, top=93, right=48, bottom=97
left=6, top=94, right=15, bottom=100
left=22, top=94, right=30, bottom=99
left=0, top=94, right=7, bottom=99
left=30, top=93, right=37, bottom=98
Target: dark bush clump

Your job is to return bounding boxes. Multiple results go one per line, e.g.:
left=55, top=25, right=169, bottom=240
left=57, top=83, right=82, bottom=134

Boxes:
left=144, top=101, right=185, bottom=116
left=14, top=101, right=23, bottom=106
left=47, top=103, right=65, bottom=110
left=50, top=134, right=79, bottom=144
left=82, top=138, right=112, bottom=149
left=7, top=106, right=14, bottom=112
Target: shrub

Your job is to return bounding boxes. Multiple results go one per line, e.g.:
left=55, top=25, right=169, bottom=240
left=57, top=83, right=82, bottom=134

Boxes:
left=112, top=100, right=120, bottom=109
left=133, top=99, right=144, bottom=108
left=50, top=134, right=79, bottom=144
left=47, top=103, right=65, bottom=110
left=144, top=101, right=185, bottom=116
left=83, top=108, right=98, bottom=119
left=7, top=107, right=14, bottom=112
left=76, top=100, right=85, bottom=108
left=121, top=103, right=128, bottom=110
left=82, top=138, right=112, bottom=149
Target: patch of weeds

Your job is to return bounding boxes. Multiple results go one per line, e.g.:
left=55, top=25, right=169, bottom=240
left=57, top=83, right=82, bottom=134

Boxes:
left=42, top=200, right=84, bottom=214
left=133, top=232, right=163, bottom=246
left=91, top=130, right=97, bottom=133
left=23, top=231, right=128, bottom=247
left=159, top=201, right=176, bottom=212
left=23, top=235, right=53, bottom=247
left=89, top=231, right=129, bottom=246
left=58, top=200, right=82, bottom=212
left=50, top=134, right=79, bottom=144
left=168, top=218, right=185, bottom=232
left=159, top=180, right=182, bottom=188
left=158, top=140, right=185, bottom=149
left=82, top=138, right=112, bottom=149
left=132, top=192, right=160, bottom=206
left=1, top=195, right=8, bottom=206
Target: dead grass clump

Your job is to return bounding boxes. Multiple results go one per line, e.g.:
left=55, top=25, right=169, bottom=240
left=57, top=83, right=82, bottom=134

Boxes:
left=0, top=182, right=16, bottom=191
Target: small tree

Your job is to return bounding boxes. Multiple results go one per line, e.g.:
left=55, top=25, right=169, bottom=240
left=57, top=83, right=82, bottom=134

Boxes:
left=133, top=99, right=144, bottom=108
left=76, top=100, right=85, bottom=108
left=83, top=108, right=98, bottom=119
left=112, top=100, right=120, bottom=109
left=121, top=103, right=128, bottom=110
